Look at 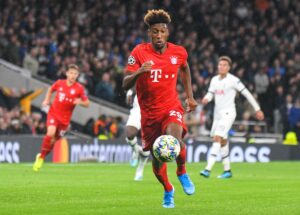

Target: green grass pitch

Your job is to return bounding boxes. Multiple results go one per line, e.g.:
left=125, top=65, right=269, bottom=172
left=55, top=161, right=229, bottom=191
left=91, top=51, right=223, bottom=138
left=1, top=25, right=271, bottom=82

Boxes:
left=0, top=162, right=300, bottom=215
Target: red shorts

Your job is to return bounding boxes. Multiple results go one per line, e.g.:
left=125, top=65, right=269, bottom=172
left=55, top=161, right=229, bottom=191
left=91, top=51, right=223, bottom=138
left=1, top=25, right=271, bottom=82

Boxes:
left=141, top=105, right=187, bottom=151
left=46, top=113, right=69, bottom=139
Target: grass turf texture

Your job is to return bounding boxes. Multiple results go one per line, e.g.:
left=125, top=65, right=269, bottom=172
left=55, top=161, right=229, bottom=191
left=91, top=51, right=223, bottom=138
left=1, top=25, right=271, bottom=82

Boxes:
left=0, top=162, right=300, bottom=215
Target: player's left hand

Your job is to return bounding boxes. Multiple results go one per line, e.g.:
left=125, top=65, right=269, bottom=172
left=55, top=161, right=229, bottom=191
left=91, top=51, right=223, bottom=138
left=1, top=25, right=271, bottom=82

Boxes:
left=73, top=98, right=82, bottom=105
left=185, top=98, right=198, bottom=113
left=255, top=110, right=264, bottom=121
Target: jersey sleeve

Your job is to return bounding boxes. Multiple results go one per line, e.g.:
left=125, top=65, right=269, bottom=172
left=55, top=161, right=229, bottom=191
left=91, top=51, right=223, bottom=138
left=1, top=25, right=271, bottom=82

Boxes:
left=234, top=78, right=246, bottom=92
left=207, top=78, right=215, bottom=94
left=79, top=86, right=88, bottom=101
left=126, top=46, right=141, bottom=73
left=181, top=47, right=188, bottom=67
left=51, top=80, right=60, bottom=91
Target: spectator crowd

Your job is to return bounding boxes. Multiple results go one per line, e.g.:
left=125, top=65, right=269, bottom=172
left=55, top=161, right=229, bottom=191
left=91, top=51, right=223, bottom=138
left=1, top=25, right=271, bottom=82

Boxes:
left=0, top=86, right=125, bottom=138
left=0, top=86, right=46, bottom=135
left=0, top=0, right=300, bottom=140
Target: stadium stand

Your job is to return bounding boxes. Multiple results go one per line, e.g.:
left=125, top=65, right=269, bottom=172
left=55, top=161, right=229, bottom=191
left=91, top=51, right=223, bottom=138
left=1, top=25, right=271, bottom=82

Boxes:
left=0, top=0, right=299, bottom=141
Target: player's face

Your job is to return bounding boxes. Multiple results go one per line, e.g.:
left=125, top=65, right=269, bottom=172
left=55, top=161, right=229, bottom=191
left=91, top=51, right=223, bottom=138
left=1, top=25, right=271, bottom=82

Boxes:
left=149, top=24, right=169, bottom=50
left=218, top=60, right=230, bottom=76
left=66, top=69, right=79, bottom=83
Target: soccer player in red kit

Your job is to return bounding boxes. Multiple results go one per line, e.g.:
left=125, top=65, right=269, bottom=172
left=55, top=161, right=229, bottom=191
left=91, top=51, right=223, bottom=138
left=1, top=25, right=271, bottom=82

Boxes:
left=123, top=9, right=197, bottom=208
left=33, top=64, right=90, bottom=171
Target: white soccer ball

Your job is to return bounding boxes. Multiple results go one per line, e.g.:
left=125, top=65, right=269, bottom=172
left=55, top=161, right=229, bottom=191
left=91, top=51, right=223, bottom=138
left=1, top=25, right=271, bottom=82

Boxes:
left=153, top=135, right=181, bottom=162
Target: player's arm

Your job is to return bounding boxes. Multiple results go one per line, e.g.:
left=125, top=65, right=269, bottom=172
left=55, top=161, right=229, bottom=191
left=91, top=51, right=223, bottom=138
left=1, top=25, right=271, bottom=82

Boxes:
left=179, top=63, right=197, bottom=112
left=42, top=87, right=53, bottom=107
left=236, top=79, right=264, bottom=121
left=202, top=80, right=214, bottom=105
left=74, top=87, right=90, bottom=107
left=43, top=80, right=61, bottom=107
left=240, top=88, right=264, bottom=120
left=74, top=98, right=90, bottom=107
left=122, top=62, right=153, bottom=90
left=202, top=92, right=213, bottom=105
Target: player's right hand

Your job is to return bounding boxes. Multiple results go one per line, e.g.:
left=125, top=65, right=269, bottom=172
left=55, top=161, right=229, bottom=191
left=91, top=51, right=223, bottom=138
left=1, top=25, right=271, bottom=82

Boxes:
left=255, top=110, right=264, bottom=121
left=139, top=61, right=153, bottom=73
left=185, top=98, right=198, bottom=113
left=201, top=98, right=209, bottom=105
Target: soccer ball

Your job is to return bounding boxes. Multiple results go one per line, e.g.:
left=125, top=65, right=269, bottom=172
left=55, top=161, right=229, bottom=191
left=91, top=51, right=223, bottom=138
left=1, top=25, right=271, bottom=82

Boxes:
left=153, top=135, right=181, bottom=162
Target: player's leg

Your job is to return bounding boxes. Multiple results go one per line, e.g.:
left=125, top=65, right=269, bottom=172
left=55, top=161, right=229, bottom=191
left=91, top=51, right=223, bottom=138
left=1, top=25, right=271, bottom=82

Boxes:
left=126, top=125, right=139, bottom=167
left=217, top=113, right=235, bottom=178
left=134, top=150, right=150, bottom=181
left=33, top=125, right=56, bottom=171
left=200, top=117, right=220, bottom=177
left=218, top=139, right=232, bottom=179
left=143, top=116, right=175, bottom=208
left=200, top=135, right=222, bottom=177
left=166, top=122, right=195, bottom=195
left=221, top=139, right=230, bottom=171
left=152, top=154, right=175, bottom=208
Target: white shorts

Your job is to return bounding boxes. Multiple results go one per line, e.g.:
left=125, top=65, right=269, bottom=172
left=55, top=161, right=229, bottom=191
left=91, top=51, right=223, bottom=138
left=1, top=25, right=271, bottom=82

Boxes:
left=210, top=111, right=236, bottom=139
left=126, top=96, right=141, bottom=130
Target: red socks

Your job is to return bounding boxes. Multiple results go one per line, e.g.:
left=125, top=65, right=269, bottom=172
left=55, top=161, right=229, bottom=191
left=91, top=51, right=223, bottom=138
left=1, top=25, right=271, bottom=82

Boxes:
left=152, top=162, right=173, bottom=192
left=40, top=135, right=54, bottom=159
left=176, top=144, right=187, bottom=176
left=152, top=144, right=187, bottom=192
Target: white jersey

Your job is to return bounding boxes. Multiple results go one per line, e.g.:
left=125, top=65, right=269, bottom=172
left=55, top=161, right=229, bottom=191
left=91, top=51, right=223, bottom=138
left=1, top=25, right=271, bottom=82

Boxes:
left=207, top=73, right=245, bottom=115
left=126, top=95, right=141, bottom=130
left=132, top=94, right=139, bottom=109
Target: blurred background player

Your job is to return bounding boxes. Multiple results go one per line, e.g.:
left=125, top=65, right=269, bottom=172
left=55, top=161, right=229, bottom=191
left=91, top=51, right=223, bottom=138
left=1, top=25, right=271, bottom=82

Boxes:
left=200, top=56, right=264, bottom=179
left=125, top=89, right=150, bottom=181
left=33, top=64, right=90, bottom=171
left=123, top=9, right=197, bottom=208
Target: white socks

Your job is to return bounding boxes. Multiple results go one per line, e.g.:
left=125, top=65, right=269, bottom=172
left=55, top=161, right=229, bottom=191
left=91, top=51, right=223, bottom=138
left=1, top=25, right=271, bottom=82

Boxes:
left=126, top=136, right=150, bottom=180
left=126, top=136, right=140, bottom=152
left=206, top=142, right=221, bottom=171
left=135, top=151, right=150, bottom=178
left=221, top=142, right=230, bottom=171
left=205, top=141, right=231, bottom=172
left=126, top=136, right=138, bottom=147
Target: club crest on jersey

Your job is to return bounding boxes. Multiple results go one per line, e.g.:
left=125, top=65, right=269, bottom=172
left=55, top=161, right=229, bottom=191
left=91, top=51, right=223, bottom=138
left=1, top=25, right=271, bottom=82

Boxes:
left=70, top=89, right=75, bottom=95
left=128, top=56, right=135, bottom=65
left=170, top=56, right=177, bottom=65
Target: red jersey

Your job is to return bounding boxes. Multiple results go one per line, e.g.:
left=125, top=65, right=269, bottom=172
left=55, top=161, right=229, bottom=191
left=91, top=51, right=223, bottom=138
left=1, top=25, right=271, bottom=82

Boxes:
left=126, top=42, right=188, bottom=116
left=48, top=80, right=88, bottom=125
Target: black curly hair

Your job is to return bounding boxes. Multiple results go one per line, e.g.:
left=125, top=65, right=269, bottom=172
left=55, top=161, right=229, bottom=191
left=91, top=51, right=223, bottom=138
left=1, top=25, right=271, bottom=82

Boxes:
left=144, top=9, right=171, bottom=27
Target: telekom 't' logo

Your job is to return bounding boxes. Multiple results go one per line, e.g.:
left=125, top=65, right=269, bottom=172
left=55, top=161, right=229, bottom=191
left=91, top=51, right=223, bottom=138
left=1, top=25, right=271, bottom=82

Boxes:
left=150, top=69, right=162, bottom=82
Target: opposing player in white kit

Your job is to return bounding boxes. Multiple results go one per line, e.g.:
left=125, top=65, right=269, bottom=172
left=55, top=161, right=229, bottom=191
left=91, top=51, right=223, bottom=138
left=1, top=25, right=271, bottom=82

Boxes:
left=200, top=56, right=264, bottom=178
left=125, top=89, right=150, bottom=181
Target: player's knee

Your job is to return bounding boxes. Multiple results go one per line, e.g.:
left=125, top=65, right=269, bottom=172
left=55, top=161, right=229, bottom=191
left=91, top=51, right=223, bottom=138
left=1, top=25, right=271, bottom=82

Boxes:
left=141, top=150, right=150, bottom=157
left=213, top=135, right=223, bottom=143
left=46, top=126, right=57, bottom=137
left=221, top=139, right=227, bottom=146
left=126, top=127, right=138, bottom=139
left=46, top=131, right=55, bottom=138
left=126, top=132, right=136, bottom=140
